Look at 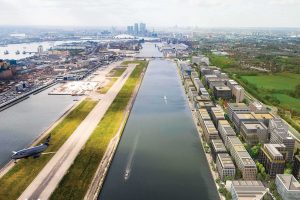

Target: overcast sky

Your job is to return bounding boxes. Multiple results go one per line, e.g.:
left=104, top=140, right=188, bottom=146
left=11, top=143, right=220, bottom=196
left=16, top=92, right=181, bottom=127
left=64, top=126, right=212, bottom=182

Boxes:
left=0, top=0, right=300, bottom=27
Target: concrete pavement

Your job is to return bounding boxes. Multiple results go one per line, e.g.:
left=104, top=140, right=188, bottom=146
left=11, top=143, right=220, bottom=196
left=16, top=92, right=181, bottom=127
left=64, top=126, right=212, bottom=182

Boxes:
left=18, top=64, right=136, bottom=200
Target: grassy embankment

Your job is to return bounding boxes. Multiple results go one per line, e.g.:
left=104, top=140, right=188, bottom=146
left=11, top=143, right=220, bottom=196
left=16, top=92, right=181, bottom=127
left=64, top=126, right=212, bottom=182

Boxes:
left=0, top=99, right=97, bottom=200
left=208, top=54, right=300, bottom=133
left=50, top=61, right=147, bottom=200
left=98, top=67, right=127, bottom=94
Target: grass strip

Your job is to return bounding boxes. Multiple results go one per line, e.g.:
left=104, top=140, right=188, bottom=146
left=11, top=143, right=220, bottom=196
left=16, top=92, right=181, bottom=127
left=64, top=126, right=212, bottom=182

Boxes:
left=50, top=61, right=147, bottom=200
left=0, top=99, right=97, bottom=200
left=98, top=78, right=117, bottom=94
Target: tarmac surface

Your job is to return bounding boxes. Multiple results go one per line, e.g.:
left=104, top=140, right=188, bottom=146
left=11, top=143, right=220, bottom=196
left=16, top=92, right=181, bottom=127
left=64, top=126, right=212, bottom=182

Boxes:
left=18, top=64, right=136, bottom=200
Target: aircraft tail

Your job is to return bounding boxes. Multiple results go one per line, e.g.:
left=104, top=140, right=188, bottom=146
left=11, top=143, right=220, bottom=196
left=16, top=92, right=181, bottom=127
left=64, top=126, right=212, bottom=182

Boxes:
left=44, top=135, right=51, bottom=146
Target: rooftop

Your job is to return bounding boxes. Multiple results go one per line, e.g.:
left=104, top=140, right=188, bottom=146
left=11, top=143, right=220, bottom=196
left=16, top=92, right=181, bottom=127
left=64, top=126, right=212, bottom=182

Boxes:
left=218, top=153, right=235, bottom=168
left=215, top=86, right=231, bottom=91
left=277, top=174, right=300, bottom=191
left=231, top=180, right=267, bottom=199
left=211, top=139, right=227, bottom=152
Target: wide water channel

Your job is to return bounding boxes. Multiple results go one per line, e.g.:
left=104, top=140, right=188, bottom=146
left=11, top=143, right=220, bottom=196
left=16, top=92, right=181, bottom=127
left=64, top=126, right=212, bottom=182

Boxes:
left=99, top=44, right=219, bottom=200
left=0, top=86, right=76, bottom=167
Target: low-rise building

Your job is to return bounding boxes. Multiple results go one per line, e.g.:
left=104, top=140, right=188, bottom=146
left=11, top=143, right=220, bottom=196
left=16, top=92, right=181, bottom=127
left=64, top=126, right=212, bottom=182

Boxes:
left=203, top=120, right=220, bottom=142
left=213, top=86, right=232, bottom=100
left=276, top=174, right=300, bottom=200
left=211, top=106, right=225, bottom=127
left=269, top=119, right=295, bottom=161
left=240, top=121, right=268, bottom=145
left=211, top=139, right=227, bottom=162
left=230, top=180, right=267, bottom=200
left=216, top=153, right=236, bottom=181
left=227, top=103, right=250, bottom=121
left=260, top=144, right=287, bottom=178
left=232, top=85, right=245, bottom=103
left=227, top=136, right=257, bottom=180
left=196, top=108, right=211, bottom=127
left=249, top=101, right=267, bottom=112
left=232, top=111, right=257, bottom=133
left=218, top=120, right=236, bottom=148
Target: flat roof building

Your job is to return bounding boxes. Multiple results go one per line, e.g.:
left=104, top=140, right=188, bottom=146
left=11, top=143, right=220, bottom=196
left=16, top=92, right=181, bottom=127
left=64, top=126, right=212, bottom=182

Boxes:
left=276, top=174, right=300, bottom=200
left=232, top=111, right=257, bottom=133
left=218, top=120, right=236, bottom=147
left=231, top=180, right=267, bottom=200
left=196, top=108, right=211, bottom=127
left=213, top=86, right=232, bottom=100
left=260, top=144, right=287, bottom=178
left=216, top=153, right=236, bottom=181
left=227, top=136, right=257, bottom=180
left=198, top=101, right=215, bottom=113
left=211, top=106, right=225, bottom=127
left=269, top=119, right=295, bottom=161
left=240, top=121, right=268, bottom=145
left=203, top=120, right=220, bottom=142
left=227, top=103, right=250, bottom=121
left=211, top=139, right=227, bottom=162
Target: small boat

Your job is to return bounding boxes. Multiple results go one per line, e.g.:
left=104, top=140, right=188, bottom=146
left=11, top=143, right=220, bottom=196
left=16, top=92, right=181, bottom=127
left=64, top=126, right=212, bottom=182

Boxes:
left=124, top=169, right=130, bottom=181
left=164, top=95, right=167, bottom=100
left=16, top=50, right=20, bottom=55
left=22, top=51, right=26, bottom=54
left=4, top=50, right=9, bottom=55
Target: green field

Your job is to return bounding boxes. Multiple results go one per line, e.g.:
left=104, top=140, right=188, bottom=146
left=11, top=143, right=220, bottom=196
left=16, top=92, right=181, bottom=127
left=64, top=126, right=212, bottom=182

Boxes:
left=107, top=67, right=126, bottom=77
left=0, top=100, right=97, bottom=200
left=50, top=61, right=147, bottom=200
left=241, top=73, right=300, bottom=91
left=272, top=94, right=300, bottom=113
left=208, top=54, right=238, bottom=69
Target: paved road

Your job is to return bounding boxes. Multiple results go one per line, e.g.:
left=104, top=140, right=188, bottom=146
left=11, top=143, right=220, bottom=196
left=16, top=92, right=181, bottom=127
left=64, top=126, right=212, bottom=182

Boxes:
left=18, top=64, right=136, bottom=200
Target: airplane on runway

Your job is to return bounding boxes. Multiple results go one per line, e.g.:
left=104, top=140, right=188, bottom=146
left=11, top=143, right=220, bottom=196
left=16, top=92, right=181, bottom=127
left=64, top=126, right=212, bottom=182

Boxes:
left=11, top=135, right=51, bottom=162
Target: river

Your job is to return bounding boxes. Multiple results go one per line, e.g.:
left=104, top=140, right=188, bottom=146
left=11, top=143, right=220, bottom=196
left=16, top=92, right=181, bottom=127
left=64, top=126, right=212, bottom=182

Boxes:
left=0, top=86, right=76, bottom=167
left=99, top=43, right=219, bottom=200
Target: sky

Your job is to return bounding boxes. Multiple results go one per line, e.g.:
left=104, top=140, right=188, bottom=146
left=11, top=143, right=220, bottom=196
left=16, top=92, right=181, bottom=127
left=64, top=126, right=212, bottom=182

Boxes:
left=0, top=0, right=300, bottom=28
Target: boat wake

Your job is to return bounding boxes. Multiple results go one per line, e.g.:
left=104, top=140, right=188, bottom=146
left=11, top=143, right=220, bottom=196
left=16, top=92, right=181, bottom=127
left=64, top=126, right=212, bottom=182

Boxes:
left=124, top=134, right=140, bottom=181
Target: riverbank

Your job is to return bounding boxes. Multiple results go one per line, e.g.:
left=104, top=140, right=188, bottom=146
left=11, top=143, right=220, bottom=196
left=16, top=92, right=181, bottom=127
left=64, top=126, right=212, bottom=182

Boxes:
left=176, top=62, right=223, bottom=200
left=0, top=99, right=97, bottom=200
left=49, top=61, right=148, bottom=200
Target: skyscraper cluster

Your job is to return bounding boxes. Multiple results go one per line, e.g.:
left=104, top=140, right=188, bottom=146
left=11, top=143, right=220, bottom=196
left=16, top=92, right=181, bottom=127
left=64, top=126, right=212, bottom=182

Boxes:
left=127, top=23, right=147, bottom=36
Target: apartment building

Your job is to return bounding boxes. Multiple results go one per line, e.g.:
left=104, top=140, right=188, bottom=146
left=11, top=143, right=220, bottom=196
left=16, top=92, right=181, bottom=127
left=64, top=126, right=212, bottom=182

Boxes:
left=218, top=120, right=236, bottom=147
left=216, top=153, right=236, bottom=181
left=276, top=174, right=300, bottom=200
left=231, top=180, right=267, bottom=200
left=211, top=139, right=227, bottom=162
left=203, top=120, right=220, bottom=142
left=211, top=106, right=225, bottom=127
left=240, top=121, right=268, bottom=145
left=260, top=144, right=287, bottom=178
left=227, top=136, right=257, bottom=180
left=227, top=103, right=250, bottom=121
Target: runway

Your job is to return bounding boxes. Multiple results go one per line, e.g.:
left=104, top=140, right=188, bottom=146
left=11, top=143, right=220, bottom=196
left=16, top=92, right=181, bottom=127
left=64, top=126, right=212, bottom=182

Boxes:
left=18, top=64, right=136, bottom=200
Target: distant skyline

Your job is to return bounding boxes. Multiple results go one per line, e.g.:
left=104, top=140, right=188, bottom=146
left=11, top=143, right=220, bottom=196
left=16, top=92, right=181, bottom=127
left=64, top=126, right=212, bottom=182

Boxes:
left=1, top=0, right=300, bottom=28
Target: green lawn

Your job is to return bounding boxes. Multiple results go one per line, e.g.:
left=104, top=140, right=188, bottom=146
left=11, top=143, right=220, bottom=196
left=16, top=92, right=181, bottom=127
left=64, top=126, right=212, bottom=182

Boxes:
left=0, top=100, right=97, bottom=200
left=241, top=73, right=300, bottom=91
left=49, top=61, right=148, bottom=200
left=107, top=67, right=126, bottom=77
left=272, top=93, right=300, bottom=113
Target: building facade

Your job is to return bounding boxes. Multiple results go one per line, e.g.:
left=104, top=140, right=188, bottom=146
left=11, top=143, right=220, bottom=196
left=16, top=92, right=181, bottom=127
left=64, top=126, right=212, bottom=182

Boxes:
left=216, top=153, right=236, bottom=181
left=276, top=174, right=300, bottom=200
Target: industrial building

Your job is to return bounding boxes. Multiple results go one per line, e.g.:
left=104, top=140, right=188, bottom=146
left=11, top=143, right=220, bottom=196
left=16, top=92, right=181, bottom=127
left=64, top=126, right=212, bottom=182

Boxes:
left=216, top=153, right=236, bottom=181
